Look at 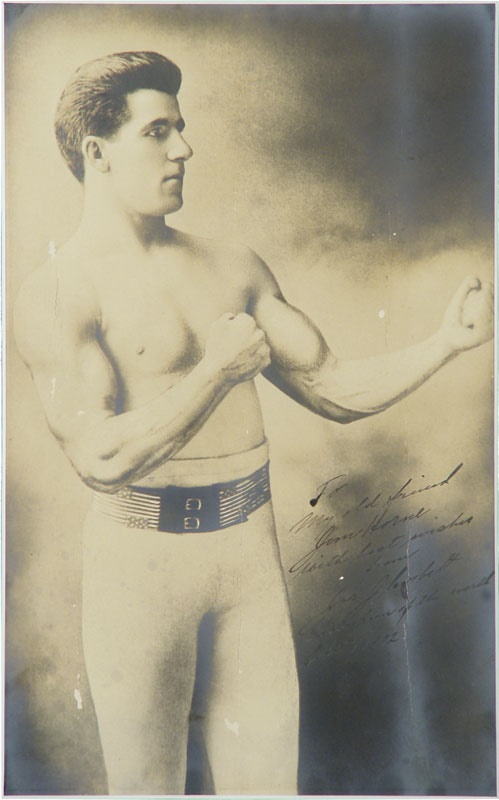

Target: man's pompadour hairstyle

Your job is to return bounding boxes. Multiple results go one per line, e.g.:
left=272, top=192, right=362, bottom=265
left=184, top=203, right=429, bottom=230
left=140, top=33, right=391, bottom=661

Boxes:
left=54, top=51, right=182, bottom=182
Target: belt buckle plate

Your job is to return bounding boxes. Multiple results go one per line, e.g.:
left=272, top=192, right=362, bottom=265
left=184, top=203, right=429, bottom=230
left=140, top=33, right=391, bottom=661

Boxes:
left=185, top=498, right=202, bottom=511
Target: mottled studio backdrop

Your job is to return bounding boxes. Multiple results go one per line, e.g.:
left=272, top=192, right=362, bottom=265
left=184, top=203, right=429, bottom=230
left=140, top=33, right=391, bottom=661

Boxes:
left=5, top=3, right=495, bottom=796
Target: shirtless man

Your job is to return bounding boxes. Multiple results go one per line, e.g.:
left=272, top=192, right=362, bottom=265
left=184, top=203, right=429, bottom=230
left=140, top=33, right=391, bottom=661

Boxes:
left=14, top=52, right=493, bottom=796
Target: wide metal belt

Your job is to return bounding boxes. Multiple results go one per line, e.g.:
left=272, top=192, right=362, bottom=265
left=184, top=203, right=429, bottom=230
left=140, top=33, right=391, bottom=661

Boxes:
left=92, top=461, right=271, bottom=533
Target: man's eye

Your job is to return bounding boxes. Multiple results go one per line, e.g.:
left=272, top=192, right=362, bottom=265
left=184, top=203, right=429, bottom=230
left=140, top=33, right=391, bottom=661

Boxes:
left=147, top=127, right=167, bottom=139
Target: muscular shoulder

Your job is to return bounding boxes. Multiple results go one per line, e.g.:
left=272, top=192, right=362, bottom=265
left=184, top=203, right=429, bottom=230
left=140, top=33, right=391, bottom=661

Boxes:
left=171, top=228, right=282, bottom=297
left=213, top=239, right=283, bottom=307
left=14, top=252, right=99, bottom=369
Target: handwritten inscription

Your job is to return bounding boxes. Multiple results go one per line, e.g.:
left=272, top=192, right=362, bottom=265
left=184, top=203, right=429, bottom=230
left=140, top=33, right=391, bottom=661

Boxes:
left=289, top=464, right=472, bottom=577
left=289, top=463, right=494, bottom=667
left=308, top=462, right=463, bottom=510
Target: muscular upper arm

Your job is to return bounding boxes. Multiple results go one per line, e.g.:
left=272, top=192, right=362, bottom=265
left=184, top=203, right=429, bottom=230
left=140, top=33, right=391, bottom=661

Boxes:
left=14, top=265, right=118, bottom=452
left=246, top=249, right=363, bottom=422
left=247, top=249, right=332, bottom=374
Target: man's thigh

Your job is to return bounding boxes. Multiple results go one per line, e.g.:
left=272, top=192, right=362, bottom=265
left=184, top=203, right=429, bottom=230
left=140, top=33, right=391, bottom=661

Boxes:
left=199, top=506, right=300, bottom=794
left=81, top=511, right=208, bottom=794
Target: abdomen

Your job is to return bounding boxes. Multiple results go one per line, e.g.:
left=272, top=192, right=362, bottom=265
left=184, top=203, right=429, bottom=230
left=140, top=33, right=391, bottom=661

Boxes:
left=134, top=381, right=266, bottom=487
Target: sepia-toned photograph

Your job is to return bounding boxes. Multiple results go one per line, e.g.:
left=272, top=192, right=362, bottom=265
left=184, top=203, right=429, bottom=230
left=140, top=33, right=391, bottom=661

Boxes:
left=4, top=3, right=496, bottom=796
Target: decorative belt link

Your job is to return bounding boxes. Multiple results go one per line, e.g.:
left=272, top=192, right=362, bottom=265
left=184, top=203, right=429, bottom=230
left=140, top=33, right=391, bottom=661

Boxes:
left=92, top=462, right=271, bottom=533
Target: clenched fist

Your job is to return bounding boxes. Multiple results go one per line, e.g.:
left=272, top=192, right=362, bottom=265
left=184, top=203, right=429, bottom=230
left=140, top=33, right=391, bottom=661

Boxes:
left=439, top=276, right=493, bottom=354
left=204, top=312, right=271, bottom=385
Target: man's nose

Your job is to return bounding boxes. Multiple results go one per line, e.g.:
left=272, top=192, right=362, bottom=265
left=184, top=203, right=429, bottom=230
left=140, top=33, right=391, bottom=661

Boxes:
left=167, top=130, right=193, bottom=162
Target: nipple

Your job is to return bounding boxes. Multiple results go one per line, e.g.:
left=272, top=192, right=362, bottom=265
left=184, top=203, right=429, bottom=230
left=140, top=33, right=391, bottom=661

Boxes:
left=136, top=346, right=145, bottom=356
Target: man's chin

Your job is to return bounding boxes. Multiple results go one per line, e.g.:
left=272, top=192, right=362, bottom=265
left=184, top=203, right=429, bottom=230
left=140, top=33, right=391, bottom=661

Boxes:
left=163, top=195, right=183, bottom=216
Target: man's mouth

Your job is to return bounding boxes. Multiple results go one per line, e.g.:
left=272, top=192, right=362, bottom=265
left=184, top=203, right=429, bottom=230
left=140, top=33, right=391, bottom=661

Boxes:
left=163, top=172, right=184, bottom=182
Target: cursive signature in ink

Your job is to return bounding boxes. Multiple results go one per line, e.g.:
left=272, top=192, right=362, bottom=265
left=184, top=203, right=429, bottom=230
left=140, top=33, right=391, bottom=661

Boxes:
left=307, top=462, right=463, bottom=513
left=289, top=463, right=472, bottom=578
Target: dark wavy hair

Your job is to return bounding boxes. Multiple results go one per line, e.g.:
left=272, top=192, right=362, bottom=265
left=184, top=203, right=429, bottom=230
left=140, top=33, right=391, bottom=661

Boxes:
left=54, top=51, right=182, bottom=182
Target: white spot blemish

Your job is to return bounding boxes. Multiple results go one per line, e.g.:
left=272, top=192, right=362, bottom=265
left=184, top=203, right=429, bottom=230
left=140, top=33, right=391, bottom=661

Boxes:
left=378, top=309, right=386, bottom=319
left=48, top=241, right=56, bottom=258
left=77, top=410, right=85, bottom=416
left=392, top=232, right=397, bottom=237
left=50, top=378, right=57, bottom=399
left=339, top=576, right=344, bottom=581
left=73, top=688, right=83, bottom=711
left=224, top=717, right=240, bottom=736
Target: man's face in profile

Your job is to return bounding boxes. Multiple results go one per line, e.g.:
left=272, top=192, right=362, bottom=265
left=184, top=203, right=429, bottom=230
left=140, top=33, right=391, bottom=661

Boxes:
left=100, top=88, right=193, bottom=218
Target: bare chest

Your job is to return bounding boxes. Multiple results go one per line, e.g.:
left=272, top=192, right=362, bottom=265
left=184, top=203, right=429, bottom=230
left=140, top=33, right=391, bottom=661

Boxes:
left=96, top=259, right=249, bottom=379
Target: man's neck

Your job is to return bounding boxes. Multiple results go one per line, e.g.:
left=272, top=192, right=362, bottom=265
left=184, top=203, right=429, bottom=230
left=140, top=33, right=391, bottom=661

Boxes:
left=76, top=182, right=173, bottom=256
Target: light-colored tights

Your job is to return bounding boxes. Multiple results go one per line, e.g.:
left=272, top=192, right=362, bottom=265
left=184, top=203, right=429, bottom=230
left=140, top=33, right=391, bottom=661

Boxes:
left=82, top=497, right=299, bottom=795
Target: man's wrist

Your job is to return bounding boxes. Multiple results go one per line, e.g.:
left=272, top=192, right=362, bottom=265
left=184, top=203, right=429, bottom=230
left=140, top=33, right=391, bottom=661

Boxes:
left=428, top=328, right=460, bottom=363
left=195, top=355, right=232, bottom=393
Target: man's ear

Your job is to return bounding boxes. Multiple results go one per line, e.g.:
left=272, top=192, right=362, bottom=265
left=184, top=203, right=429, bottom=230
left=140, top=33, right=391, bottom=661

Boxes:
left=81, top=135, right=110, bottom=174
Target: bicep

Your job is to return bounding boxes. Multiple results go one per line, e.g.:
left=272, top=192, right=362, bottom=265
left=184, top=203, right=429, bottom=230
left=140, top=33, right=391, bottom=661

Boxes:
left=14, top=265, right=120, bottom=465
left=23, top=333, right=118, bottom=447
left=253, top=291, right=333, bottom=374
left=245, top=250, right=363, bottom=421
left=246, top=248, right=332, bottom=372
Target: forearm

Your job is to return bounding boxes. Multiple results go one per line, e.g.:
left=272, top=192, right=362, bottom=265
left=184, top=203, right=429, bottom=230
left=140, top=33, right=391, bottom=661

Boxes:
left=333, top=333, right=457, bottom=414
left=306, top=331, right=456, bottom=418
left=67, top=359, right=231, bottom=491
left=256, top=269, right=491, bottom=422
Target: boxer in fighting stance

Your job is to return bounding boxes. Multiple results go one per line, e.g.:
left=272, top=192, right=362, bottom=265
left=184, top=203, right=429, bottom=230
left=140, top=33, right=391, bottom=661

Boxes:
left=14, top=52, right=493, bottom=795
